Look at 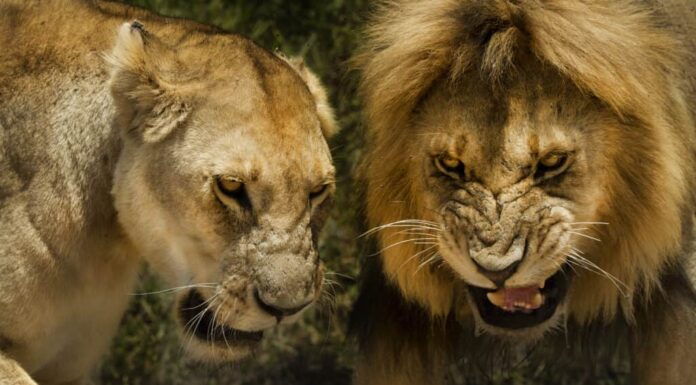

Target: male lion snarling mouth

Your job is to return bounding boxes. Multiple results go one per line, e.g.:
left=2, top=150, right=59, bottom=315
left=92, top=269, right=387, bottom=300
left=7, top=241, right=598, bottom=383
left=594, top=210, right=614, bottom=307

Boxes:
left=0, top=1, right=336, bottom=384
left=351, top=1, right=696, bottom=384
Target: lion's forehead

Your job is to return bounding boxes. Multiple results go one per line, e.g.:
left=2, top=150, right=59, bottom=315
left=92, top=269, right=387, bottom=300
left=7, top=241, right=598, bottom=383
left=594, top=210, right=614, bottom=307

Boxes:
left=420, top=79, right=598, bottom=190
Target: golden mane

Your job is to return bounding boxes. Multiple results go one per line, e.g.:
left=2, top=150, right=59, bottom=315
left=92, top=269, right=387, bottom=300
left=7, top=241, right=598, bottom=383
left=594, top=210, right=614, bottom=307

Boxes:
left=359, top=0, right=695, bottom=322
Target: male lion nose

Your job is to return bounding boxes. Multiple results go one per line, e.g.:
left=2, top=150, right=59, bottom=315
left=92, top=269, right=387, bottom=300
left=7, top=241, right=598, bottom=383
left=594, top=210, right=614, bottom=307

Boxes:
left=254, top=289, right=312, bottom=321
left=467, top=233, right=527, bottom=286
left=471, top=258, right=521, bottom=287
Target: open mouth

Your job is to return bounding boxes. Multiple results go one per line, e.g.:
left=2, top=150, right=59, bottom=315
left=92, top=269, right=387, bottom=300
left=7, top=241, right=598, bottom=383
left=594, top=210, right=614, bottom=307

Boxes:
left=467, top=269, right=570, bottom=330
left=179, top=290, right=264, bottom=345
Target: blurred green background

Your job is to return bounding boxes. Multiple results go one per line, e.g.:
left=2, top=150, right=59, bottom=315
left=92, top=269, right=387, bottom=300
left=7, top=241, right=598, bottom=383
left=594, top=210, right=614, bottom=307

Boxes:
left=97, top=2, right=629, bottom=385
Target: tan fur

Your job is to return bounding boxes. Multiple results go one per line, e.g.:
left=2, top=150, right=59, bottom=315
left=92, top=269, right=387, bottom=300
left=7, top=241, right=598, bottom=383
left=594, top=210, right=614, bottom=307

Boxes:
left=0, top=1, right=336, bottom=384
left=355, top=1, right=696, bottom=384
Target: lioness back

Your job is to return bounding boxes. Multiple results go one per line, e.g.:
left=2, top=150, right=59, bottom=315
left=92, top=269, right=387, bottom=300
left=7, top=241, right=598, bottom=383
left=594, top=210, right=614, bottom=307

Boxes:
left=0, top=1, right=336, bottom=384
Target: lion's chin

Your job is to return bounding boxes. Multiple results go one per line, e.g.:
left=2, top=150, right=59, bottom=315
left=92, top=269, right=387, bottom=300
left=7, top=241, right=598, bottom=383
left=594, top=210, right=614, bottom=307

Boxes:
left=176, top=289, right=264, bottom=362
left=467, top=268, right=571, bottom=337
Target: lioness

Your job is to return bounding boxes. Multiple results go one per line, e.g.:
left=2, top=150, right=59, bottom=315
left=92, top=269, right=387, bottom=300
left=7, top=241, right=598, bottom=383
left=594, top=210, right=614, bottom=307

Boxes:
left=351, top=1, right=696, bottom=384
left=0, top=1, right=337, bottom=384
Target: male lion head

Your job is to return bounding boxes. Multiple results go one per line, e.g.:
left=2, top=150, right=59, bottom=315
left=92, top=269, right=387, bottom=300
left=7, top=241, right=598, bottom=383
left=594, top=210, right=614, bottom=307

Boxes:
left=360, top=0, right=695, bottom=338
left=107, top=22, right=336, bottom=359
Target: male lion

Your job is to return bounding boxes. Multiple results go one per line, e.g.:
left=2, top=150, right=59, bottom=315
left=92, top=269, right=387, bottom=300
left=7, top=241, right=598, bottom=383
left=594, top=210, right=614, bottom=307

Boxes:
left=351, top=1, right=696, bottom=384
left=0, top=1, right=337, bottom=384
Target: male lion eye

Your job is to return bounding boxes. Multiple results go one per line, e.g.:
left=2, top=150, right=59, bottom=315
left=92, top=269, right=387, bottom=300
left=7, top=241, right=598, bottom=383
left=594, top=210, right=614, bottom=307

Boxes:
left=539, top=153, right=567, bottom=170
left=535, top=152, right=570, bottom=180
left=435, top=155, right=465, bottom=179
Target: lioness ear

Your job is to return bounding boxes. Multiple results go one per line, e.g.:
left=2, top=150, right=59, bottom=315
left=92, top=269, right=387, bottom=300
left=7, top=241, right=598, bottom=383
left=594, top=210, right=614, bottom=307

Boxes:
left=106, top=21, right=190, bottom=143
left=280, top=56, right=338, bottom=138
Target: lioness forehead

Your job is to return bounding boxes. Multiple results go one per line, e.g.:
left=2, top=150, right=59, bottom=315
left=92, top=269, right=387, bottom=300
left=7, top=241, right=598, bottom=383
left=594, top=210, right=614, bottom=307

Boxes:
left=169, top=36, right=333, bottom=181
left=179, top=38, right=321, bottom=133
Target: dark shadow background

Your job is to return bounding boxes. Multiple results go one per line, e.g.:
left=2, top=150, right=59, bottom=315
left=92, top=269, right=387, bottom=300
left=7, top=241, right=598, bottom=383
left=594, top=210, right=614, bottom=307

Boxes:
left=98, top=2, right=630, bottom=384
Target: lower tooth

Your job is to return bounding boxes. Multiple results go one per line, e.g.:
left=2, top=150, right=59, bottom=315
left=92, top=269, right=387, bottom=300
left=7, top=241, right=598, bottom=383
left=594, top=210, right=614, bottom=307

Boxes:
left=531, top=292, right=543, bottom=308
left=486, top=292, right=505, bottom=308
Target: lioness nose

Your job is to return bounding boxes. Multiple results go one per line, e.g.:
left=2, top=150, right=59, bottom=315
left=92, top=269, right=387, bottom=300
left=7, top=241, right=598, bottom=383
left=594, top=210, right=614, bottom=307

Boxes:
left=254, top=289, right=312, bottom=320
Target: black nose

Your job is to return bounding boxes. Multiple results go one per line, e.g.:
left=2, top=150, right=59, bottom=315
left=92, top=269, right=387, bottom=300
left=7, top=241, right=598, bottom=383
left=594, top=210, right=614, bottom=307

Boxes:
left=254, top=289, right=312, bottom=320
left=472, top=260, right=521, bottom=287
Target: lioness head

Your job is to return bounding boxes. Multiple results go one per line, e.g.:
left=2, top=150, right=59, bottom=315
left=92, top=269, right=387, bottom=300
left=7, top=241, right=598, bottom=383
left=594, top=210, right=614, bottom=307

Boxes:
left=107, top=22, right=336, bottom=359
left=360, top=0, right=694, bottom=338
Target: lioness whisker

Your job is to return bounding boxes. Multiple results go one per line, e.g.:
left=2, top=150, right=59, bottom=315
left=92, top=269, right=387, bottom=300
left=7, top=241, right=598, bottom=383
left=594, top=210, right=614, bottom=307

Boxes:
left=220, top=306, right=233, bottom=351
left=209, top=301, right=225, bottom=350
left=181, top=300, right=211, bottom=354
left=323, top=271, right=355, bottom=280
left=322, top=277, right=344, bottom=291
left=131, top=283, right=217, bottom=296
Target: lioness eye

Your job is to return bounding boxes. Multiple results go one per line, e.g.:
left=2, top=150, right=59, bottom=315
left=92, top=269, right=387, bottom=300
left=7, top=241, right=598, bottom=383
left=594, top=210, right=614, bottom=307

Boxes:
left=309, top=184, right=328, bottom=200
left=217, top=178, right=243, bottom=195
left=213, top=176, right=250, bottom=205
left=435, top=155, right=465, bottom=179
left=214, top=176, right=252, bottom=209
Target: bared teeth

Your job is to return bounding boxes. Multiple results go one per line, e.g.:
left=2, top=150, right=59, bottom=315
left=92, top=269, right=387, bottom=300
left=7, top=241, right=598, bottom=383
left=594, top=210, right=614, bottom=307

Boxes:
left=538, top=281, right=546, bottom=289
left=485, top=286, right=545, bottom=312
left=530, top=291, right=543, bottom=308
left=487, top=291, right=506, bottom=308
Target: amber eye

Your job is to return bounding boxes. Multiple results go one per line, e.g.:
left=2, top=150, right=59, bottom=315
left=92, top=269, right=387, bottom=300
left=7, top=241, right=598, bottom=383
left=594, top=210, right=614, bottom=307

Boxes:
left=536, top=152, right=570, bottom=179
left=541, top=153, right=564, bottom=168
left=309, top=184, right=329, bottom=201
left=435, top=155, right=465, bottom=179
left=214, top=176, right=252, bottom=209
left=217, top=178, right=243, bottom=195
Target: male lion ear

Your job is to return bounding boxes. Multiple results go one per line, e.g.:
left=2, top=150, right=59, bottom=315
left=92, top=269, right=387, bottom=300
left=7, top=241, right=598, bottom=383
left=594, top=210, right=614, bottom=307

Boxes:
left=279, top=56, right=338, bottom=138
left=106, top=21, right=190, bottom=143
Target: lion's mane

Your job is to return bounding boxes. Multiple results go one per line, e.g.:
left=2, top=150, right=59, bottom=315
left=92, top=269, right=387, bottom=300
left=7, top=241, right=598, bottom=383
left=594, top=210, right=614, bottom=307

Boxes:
left=358, top=0, right=696, bottom=322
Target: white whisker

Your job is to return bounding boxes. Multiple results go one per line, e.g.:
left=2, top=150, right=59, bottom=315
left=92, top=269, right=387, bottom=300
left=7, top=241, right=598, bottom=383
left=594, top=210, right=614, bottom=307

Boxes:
left=565, top=251, right=628, bottom=297
left=131, top=283, right=217, bottom=296
left=370, top=237, right=438, bottom=256
left=396, top=245, right=438, bottom=272
left=414, top=252, right=441, bottom=276
left=359, top=219, right=441, bottom=238
left=568, top=231, right=601, bottom=242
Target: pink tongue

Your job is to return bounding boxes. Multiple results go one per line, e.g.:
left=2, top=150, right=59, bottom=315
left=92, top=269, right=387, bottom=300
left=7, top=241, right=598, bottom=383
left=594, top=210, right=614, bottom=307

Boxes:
left=488, top=286, right=543, bottom=312
left=504, top=287, right=538, bottom=304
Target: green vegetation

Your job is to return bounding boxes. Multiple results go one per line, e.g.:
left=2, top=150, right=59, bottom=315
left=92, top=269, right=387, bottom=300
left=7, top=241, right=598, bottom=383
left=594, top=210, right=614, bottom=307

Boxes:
left=99, top=2, right=629, bottom=384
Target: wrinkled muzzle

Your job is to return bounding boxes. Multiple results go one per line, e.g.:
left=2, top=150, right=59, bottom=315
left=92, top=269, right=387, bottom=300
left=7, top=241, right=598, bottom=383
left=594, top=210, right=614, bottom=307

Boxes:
left=441, top=183, right=573, bottom=285
left=175, top=222, right=322, bottom=360
left=251, top=224, right=321, bottom=318
left=439, top=183, right=575, bottom=331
